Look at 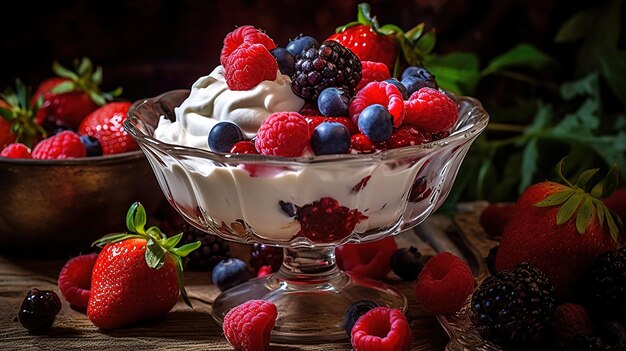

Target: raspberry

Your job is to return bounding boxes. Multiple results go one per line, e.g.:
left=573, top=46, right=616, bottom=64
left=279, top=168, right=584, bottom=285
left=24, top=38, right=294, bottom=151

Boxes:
left=380, top=124, right=432, bottom=150
left=404, top=88, right=458, bottom=133
left=0, top=143, right=32, bottom=158
left=223, top=299, right=277, bottom=351
left=230, top=140, right=258, bottom=154
left=225, top=42, right=278, bottom=91
left=349, top=133, right=378, bottom=154
left=57, top=253, right=98, bottom=308
left=336, top=236, right=397, bottom=279
left=550, top=303, right=593, bottom=343
left=31, top=130, right=86, bottom=159
left=255, top=112, right=310, bottom=157
left=297, top=197, right=368, bottom=243
left=351, top=307, right=413, bottom=351
left=415, top=252, right=474, bottom=315
left=305, top=115, right=357, bottom=135
left=350, top=81, right=404, bottom=128
left=356, top=61, right=391, bottom=91
left=220, top=25, right=276, bottom=67
left=479, top=203, right=515, bottom=237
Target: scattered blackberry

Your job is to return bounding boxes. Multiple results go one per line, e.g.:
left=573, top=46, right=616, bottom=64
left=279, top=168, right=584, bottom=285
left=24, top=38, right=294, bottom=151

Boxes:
left=18, top=288, right=62, bottom=334
left=585, top=247, right=626, bottom=321
left=291, top=40, right=361, bottom=101
left=180, top=223, right=231, bottom=271
left=566, top=334, right=616, bottom=351
left=471, top=262, right=556, bottom=346
left=250, top=243, right=283, bottom=272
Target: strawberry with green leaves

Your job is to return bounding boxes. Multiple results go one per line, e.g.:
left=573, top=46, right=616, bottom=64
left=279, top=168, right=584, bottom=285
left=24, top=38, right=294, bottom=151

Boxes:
left=0, top=80, right=45, bottom=149
left=33, top=57, right=122, bottom=129
left=495, top=160, right=624, bottom=297
left=87, top=202, right=200, bottom=330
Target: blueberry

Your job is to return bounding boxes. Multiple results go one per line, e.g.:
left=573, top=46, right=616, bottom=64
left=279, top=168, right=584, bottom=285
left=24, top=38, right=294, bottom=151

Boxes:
left=390, top=247, right=424, bottom=281
left=317, top=87, right=350, bottom=117
left=18, top=288, right=61, bottom=334
left=401, top=66, right=438, bottom=96
left=384, top=78, right=409, bottom=100
left=208, top=121, right=244, bottom=153
left=344, top=300, right=379, bottom=335
left=357, top=104, right=393, bottom=143
left=311, top=122, right=350, bottom=155
left=212, top=258, right=250, bottom=291
left=270, top=48, right=295, bottom=77
left=285, top=34, right=319, bottom=58
left=79, top=135, right=103, bottom=157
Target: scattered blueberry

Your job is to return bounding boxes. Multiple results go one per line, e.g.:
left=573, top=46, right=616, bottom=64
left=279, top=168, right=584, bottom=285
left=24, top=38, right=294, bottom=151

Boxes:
left=79, top=135, right=103, bottom=156
left=18, top=288, right=62, bottom=334
left=317, top=87, right=350, bottom=117
left=212, top=258, right=250, bottom=291
left=400, top=66, right=438, bottom=96
left=357, top=104, right=393, bottom=143
left=285, top=34, right=319, bottom=58
left=344, top=300, right=379, bottom=336
left=311, top=122, right=351, bottom=155
left=208, top=121, right=244, bottom=153
left=390, top=247, right=424, bottom=281
left=270, top=48, right=296, bottom=77
left=384, top=78, right=409, bottom=100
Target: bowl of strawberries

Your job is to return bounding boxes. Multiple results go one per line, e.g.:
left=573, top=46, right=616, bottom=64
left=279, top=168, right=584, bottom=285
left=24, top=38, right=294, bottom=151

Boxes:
left=0, top=58, right=163, bottom=256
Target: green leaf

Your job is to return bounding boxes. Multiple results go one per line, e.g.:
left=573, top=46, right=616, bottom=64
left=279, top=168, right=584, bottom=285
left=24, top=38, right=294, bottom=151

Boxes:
left=77, top=57, right=92, bottom=76
left=52, top=61, right=79, bottom=81
left=415, top=31, right=436, bottom=55
left=605, top=210, right=619, bottom=242
left=0, top=108, right=13, bottom=121
left=126, top=202, right=147, bottom=234
left=519, top=138, right=538, bottom=193
left=378, top=24, right=403, bottom=36
left=175, top=256, right=193, bottom=308
left=575, top=168, right=599, bottom=190
left=576, top=197, right=593, bottom=234
left=599, top=51, right=626, bottom=104
left=423, top=52, right=480, bottom=94
left=171, top=241, right=201, bottom=258
left=50, top=81, right=76, bottom=95
left=535, top=189, right=576, bottom=207
left=145, top=238, right=166, bottom=270
left=89, top=91, right=106, bottom=106
left=357, top=3, right=374, bottom=26
left=595, top=199, right=606, bottom=227
left=602, top=165, right=619, bottom=198
left=162, top=233, right=183, bottom=250
left=404, top=23, right=425, bottom=42
left=91, top=66, right=103, bottom=85
left=92, top=233, right=143, bottom=247
left=560, top=73, right=599, bottom=100
left=555, top=10, right=593, bottom=43
left=482, top=43, right=555, bottom=76
left=554, top=158, right=574, bottom=187
left=556, top=193, right=584, bottom=225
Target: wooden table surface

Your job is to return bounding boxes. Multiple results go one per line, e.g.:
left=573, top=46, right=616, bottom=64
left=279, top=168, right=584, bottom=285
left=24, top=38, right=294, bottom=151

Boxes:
left=0, top=210, right=491, bottom=351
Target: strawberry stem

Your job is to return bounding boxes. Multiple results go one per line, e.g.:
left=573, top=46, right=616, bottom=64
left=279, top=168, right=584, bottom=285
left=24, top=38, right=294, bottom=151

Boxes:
left=0, top=79, right=46, bottom=148
left=52, top=57, right=122, bottom=106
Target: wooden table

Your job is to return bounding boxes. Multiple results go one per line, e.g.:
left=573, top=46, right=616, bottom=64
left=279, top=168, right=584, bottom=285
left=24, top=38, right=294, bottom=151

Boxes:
left=0, top=208, right=492, bottom=350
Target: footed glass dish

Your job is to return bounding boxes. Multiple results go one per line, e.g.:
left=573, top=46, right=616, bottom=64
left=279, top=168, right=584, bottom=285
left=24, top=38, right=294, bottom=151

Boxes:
left=125, top=89, right=489, bottom=343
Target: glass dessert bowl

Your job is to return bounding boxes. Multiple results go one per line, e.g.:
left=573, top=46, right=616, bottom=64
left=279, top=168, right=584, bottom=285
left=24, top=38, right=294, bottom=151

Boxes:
left=125, top=89, right=489, bottom=343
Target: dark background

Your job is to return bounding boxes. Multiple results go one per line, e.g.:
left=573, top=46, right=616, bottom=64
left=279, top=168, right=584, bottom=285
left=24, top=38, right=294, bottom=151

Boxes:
left=2, top=0, right=585, bottom=101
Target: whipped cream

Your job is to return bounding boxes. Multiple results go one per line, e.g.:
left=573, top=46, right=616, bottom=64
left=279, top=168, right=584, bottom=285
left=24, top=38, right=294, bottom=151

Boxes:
left=154, top=65, right=304, bottom=150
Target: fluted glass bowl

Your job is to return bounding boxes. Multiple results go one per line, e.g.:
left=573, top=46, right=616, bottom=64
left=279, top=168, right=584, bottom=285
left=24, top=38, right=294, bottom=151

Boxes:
left=125, top=89, right=489, bottom=343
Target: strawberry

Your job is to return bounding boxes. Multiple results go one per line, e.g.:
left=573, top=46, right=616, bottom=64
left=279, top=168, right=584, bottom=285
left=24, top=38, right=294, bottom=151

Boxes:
left=87, top=202, right=200, bottom=329
left=0, top=80, right=46, bottom=149
left=495, top=160, right=623, bottom=297
left=33, top=58, right=122, bottom=129
left=78, top=102, right=138, bottom=155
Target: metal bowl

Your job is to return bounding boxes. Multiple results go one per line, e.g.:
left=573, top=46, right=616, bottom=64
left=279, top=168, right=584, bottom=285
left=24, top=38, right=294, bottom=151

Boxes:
left=0, top=151, right=164, bottom=257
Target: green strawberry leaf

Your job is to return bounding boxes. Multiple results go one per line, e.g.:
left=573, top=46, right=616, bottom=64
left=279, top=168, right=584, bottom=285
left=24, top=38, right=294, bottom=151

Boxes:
left=576, top=196, right=593, bottom=234
left=556, top=192, right=584, bottom=225
left=601, top=165, right=619, bottom=198
left=0, top=108, right=13, bottom=121
left=575, top=168, right=599, bottom=190
left=126, top=202, right=147, bottom=235
left=535, top=188, right=576, bottom=207
left=50, top=81, right=76, bottom=95
left=554, top=158, right=575, bottom=187
left=52, top=61, right=79, bottom=81
left=92, top=233, right=143, bottom=247
left=172, top=241, right=202, bottom=258
left=357, top=3, right=375, bottom=27
left=605, top=210, right=619, bottom=242
left=76, top=57, right=93, bottom=77
left=404, top=23, right=425, bottom=42
left=145, top=238, right=166, bottom=270
left=415, top=31, right=436, bottom=55
left=378, top=24, right=403, bottom=36
left=89, top=91, right=106, bottom=106
left=162, top=233, right=183, bottom=251
left=595, top=198, right=606, bottom=227
left=175, top=256, right=193, bottom=308
left=91, top=66, right=103, bottom=85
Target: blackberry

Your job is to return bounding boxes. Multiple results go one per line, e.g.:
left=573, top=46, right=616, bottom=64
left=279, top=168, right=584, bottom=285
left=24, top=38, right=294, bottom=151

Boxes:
left=586, top=247, right=626, bottom=322
left=250, top=243, right=283, bottom=272
left=471, top=262, right=556, bottom=346
left=18, top=288, right=62, bottom=334
left=180, top=223, right=231, bottom=271
left=291, top=40, right=361, bottom=101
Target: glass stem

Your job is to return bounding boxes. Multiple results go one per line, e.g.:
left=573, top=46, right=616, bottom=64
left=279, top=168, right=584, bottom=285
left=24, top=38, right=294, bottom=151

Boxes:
left=275, top=247, right=345, bottom=285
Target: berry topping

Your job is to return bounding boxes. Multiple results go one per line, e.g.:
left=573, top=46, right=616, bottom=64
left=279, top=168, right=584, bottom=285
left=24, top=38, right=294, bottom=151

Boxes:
left=344, top=300, right=379, bottom=336
left=18, top=288, right=62, bottom=334
left=225, top=42, right=279, bottom=91
left=408, top=176, right=433, bottom=203
left=382, top=124, right=432, bottom=150
left=384, top=78, right=409, bottom=100
left=79, top=135, right=103, bottom=157
left=305, top=115, right=356, bottom=135
left=317, top=87, right=350, bottom=117
left=356, top=61, right=391, bottom=91
left=350, top=133, right=377, bottom=154
left=31, top=130, right=86, bottom=159
left=390, top=247, right=424, bottom=281
left=223, top=300, right=277, bottom=351
left=230, top=140, right=259, bottom=154
left=212, top=258, right=250, bottom=291
left=255, top=112, right=310, bottom=157
left=58, top=253, right=98, bottom=309
left=400, top=66, right=438, bottom=96
left=250, top=243, right=283, bottom=273
left=220, top=25, right=276, bottom=67
left=336, top=236, right=397, bottom=280
left=415, top=252, right=474, bottom=315
left=291, top=40, right=362, bottom=101
left=404, top=88, right=458, bottom=134
left=257, top=265, right=273, bottom=278
left=350, top=81, right=405, bottom=128
left=297, top=197, right=368, bottom=243
left=351, top=307, right=413, bottom=351
left=285, top=34, right=320, bottom=59
left=550, top=303, right=593, bottom=344
left=0, top=143, right=32, bottom=158
left=357, top=104, right=394, bottom=143
left=585, top=247, right=626, bottom=320
left=310, top=122, right=351, bottom=155
left=78, top=101, right=137, bottom=155
left=270, top=47, right=296, bottom=77
left=208, top=121, right=245, bottom=153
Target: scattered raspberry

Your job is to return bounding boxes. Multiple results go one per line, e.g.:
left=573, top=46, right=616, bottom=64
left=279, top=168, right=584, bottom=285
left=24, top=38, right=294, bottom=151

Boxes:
left=58, top=253, right=98, bottom=308
left=356, top=61, right=391, bottom=91
left=381, top=124, right=432, bottom=150
left=479, top=203, right=515, bottom=237
left=404, top=88, right=458, bottom=133
left=349, top=133, right=377, bottom=154
left=550, top=303, right=594, bottom=344
left=230, top=140, right=259, bottom=154
left=299, top=102, right=321, bottom=116
left=415, top=252, right=474, bottom=315
left=31, top=130, right=86, bottom=159
left=255, top=112, right=310, bottom=157
left=220, top=25, right=276, bottom=67
left=257, top=265, right=273, bottom=278
left=225, top=42, right=278, bottom=91
left=351, top=175, right=372, bottom=193
left=350, top=81, right=404, bottom=128
left=305, top=115, right=357, bottom=135
left=351, top=307, right=413, bottom=351
left=0, top=143, right=32, bottom=158
left=337, top=236, right=397, bottom=279
left=223, top=299, right=277, bottom=351
left=297, top=197, right=368, bottom=243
